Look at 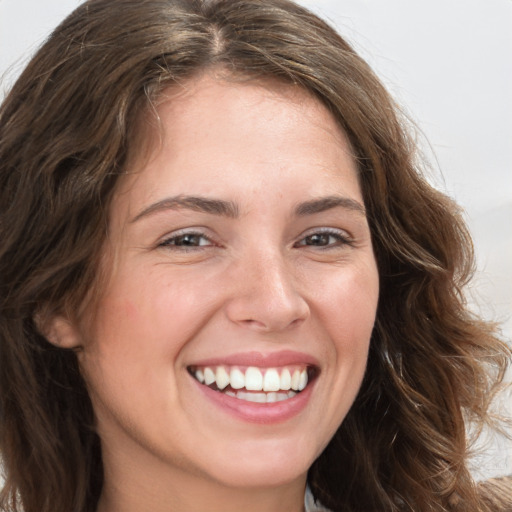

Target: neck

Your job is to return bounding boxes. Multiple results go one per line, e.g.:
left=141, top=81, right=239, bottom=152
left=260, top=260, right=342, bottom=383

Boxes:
left=96, top=445, right=307, bottom=512
left=97, top=477, right=306, bottom=512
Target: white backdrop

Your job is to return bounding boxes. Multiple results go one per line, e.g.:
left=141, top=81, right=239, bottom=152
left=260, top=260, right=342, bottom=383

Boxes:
left=1, top=0, right=511, bottom=480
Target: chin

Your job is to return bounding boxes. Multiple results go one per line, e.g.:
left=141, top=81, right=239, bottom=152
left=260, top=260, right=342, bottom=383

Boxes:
left=197, top=436, right=318, bottom=489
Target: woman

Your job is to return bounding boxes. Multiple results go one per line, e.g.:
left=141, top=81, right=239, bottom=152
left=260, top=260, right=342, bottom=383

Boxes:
left=0, top=1, right=510, bottom=511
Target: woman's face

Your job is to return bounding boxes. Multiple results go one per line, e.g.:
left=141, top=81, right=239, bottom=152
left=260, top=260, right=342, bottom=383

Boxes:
left=71, top=76, right=379, bottom=492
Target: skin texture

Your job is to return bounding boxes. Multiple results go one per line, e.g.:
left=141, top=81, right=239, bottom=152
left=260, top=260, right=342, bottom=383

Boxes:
left=49, top=75, right=380, bottom=512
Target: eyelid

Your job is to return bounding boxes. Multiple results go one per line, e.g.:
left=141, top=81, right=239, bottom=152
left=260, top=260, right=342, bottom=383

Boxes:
left=294, top=227, right=354, bottom=247
left=157, top=227, right=219, bottom=249
left=300, top=226, right=351, bottom=237
left=155, top=226, right=354, bottom=250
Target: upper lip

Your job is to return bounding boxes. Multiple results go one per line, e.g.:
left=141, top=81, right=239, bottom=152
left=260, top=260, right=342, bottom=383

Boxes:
left=187, top=350, right=320, bottom=369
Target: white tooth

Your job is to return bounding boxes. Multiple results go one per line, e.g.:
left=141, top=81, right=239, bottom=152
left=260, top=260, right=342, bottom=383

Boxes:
left=263, top=368, right=280, bottom=392
left=276, top=392, right=289, bottom=402
left=204, top=367, right=215, bottom=386
left=216, top=366, right=230, bottom=390
left=298, top=369, right=308, bottom=391
left=194, top=369, right=205, bottom=383
left=234, top=391, right=267, bottom=403
left=245, top=367, right=263, bottom=391
left=287, top=390, right=297, bottom=399
left=249, top=393, right=267, bottom=403
left=225, top=391, right=236, bottom=397
left=236, top=391, right=248, bottom=401
left=230, top=368, right=245, bottom=390
left=266, top=392, right=278, bottom=403
left=291, top=369, right=301, bottom=390
left=280, top=368, right=291, bottom=390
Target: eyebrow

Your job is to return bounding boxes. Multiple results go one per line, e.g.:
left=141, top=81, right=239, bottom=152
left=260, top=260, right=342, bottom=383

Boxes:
left=130, top=195, right=240, bottom=223
left=295, top=195, right=366, bottom=217
left=130, top=193, right=366, bottom=223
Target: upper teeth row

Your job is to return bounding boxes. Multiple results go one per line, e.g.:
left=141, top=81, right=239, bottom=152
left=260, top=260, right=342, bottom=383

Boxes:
left=193, top=366, right=309, bottom=392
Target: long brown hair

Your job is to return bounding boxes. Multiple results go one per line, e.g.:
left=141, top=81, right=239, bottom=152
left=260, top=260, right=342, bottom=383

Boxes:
left=0, top=1, right=510, bottom=511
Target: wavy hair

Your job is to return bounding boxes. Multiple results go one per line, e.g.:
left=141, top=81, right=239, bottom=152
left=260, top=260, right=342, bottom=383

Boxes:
left=0, top=1, right=510, bottom=511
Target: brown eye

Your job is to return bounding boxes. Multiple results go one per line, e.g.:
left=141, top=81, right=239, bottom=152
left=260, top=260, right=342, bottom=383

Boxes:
left=160, top=233, right=212, bottom=248
left=295, top=230, right=352, bottom=248
left=304, top=233, right=332, bottom=246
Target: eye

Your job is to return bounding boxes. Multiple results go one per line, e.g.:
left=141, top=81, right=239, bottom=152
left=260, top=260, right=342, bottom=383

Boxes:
left=159, top=231, right=213, bottom=249
left=294, top=229, right=353, bottom=248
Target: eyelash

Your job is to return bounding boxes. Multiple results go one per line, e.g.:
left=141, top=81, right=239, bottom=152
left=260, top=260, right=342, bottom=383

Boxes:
left=158, top=230, right=215, bottom=250
left=293, top=228, right=353, bottom=249
left=158, top=228, right=353, bottom=251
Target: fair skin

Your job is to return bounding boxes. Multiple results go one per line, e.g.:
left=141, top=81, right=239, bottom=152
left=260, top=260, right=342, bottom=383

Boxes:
left=49, top=75, right=379, bottom=512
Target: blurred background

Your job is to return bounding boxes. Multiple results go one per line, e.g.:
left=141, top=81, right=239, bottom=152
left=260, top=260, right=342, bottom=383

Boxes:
left=1, top=0, right=510, bottom=480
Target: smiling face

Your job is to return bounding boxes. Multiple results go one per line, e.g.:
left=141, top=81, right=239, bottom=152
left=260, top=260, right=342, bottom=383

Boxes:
left=58, top=75, right=379, bottom=508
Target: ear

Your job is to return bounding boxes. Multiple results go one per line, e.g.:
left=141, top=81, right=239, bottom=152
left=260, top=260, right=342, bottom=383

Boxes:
left=36, top=313, right=83, bottom=349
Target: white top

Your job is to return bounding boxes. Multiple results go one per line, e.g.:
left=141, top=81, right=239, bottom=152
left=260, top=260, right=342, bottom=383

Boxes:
left=304, top=486, right=332, bottom=512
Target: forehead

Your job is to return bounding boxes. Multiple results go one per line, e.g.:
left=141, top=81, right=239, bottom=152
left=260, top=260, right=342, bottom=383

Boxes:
left=165, top=73, right=349, bottom=147
left=113, top=74, right=360, bottom=219
left=129, top=73, right=354, bottom=165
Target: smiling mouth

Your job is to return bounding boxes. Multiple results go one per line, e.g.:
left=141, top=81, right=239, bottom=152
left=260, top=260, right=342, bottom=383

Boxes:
left=188, top=365, right=318, bottom=404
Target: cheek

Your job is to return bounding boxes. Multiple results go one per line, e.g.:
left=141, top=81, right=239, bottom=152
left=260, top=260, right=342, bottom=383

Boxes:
left=76, top=272, right=199, bottom=423
left=303, top=264, right=378, bottom=444
left=81, top=264, right=225, bottom=378
left=315, top=263, right=379, bottom=352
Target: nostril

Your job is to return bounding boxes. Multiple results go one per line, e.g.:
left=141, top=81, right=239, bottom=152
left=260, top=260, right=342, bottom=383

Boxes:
left=289, top=317, right=306, bottom=328
left=233, top=313, right=307, bottom=333
left=241, top=318, right=276, bottom=331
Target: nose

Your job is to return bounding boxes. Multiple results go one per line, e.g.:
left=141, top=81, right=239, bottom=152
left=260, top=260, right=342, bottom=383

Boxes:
left=224, top=250, right=310, bottom=333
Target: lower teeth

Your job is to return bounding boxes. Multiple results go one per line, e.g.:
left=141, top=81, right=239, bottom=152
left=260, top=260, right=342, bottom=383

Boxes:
left=224, top=390, right=297, bottom=403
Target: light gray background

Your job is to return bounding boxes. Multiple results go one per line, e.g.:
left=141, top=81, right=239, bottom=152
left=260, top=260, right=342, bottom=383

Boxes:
left=1, top=0, right=510, bottom=480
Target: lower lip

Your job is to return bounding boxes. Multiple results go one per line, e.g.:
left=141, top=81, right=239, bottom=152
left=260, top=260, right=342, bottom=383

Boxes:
left=194, top=378, right=316, bottom=424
